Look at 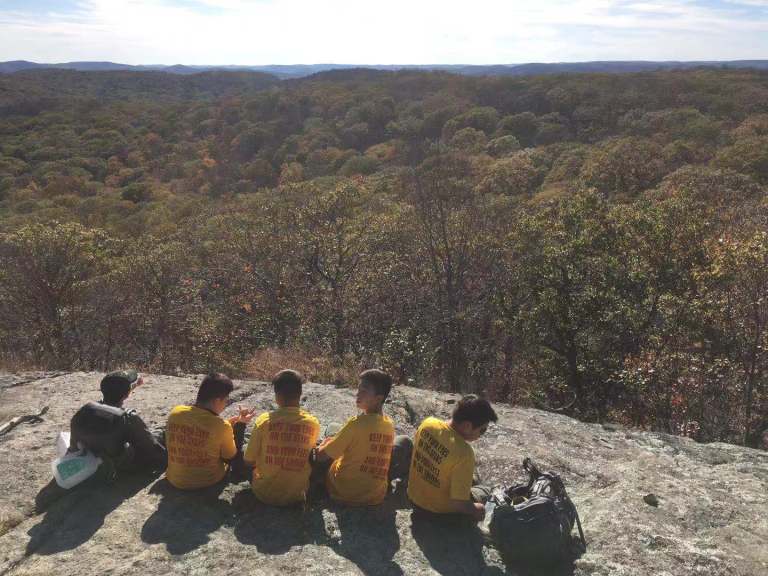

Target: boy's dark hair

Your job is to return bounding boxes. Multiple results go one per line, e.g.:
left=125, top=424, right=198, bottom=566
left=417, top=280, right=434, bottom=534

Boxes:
left=273, top=369, right=304, bottom=399
left=100, top=370, right=138, bottom=405
left=196, top=373, right=234, bottom=404
left=452, top=395, right=498, bottom=428
left=360, top=369, right=393, bottom=400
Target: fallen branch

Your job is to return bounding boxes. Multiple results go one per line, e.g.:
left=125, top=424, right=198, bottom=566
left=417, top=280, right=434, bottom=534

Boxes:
left=0, top=406, right=50, bottom=437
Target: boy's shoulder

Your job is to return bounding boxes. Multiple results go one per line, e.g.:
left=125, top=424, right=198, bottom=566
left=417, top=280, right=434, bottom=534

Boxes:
left=124, top=409, right=146, bottom=425
left=169, top=405, right=228, bottom=428
left=168, top=405, right=192, bottom=417
left=418, top=416, right=444, bottom=431
left=342, top=413, right=361, bottom=426
left=298, top=408, right=320, bottom=426
left=335, top=414, right=365, bottom=432
left=253, top=410, right=271, bottom=427
left=258, top=408, right=320, bottom=427
left=348, top=413, right=394, bottom=430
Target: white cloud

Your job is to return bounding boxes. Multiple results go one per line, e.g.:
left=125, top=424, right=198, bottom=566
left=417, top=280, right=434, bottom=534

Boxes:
left=0, top=0, right=767, bottom=64
left=724, top=0, right=768, bottom=6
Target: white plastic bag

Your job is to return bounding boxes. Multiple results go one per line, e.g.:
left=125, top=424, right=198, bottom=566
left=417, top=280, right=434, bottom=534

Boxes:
left=56, top=431, right=71, bottom=458
left=51, top=435, right=102, bottom=489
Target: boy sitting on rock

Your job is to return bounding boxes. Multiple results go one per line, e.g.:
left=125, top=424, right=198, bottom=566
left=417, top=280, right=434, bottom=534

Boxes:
left=313, top=369, right=395, bottom=506
left=70, top=370, right=167, bottom=473
left=407, top=394, right=497, bottom=521
left=243, top=369, right=320, bottom=506
left=165, top=373, right=256, bottom=490
left=36, top=370, right=167, bottom=512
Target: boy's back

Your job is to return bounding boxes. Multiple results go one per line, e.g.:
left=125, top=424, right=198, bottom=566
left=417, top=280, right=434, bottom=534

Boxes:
left=166, top=405, right=236, bottom=489
left=323, top=413, right=395, bottom=505
left=244, top=406, right=320, bottom=505
left=407, top=416, right=475, bottom=513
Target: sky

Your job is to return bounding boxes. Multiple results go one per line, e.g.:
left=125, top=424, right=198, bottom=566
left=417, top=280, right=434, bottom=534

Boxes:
left=1, top=0, right=768, bottom=65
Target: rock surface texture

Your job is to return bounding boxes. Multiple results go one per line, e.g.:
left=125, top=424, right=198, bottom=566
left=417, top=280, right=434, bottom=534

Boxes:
left=0, top=372, right=766, bottom=576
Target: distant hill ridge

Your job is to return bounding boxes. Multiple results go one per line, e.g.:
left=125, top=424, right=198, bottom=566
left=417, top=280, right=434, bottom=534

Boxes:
left=3, top=59, right=768, bottom=78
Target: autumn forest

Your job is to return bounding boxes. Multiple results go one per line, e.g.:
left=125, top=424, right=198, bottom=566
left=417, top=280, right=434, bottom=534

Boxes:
left=0, top=67, right=766, bottom=446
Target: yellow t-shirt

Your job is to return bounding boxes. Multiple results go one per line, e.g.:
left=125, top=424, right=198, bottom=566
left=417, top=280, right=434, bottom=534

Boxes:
left=323, top=413, right=395, bottom=505
left=165, top=405, right=236, bottom=490
left=407, top=417, right=475, bottom=513
left=243, top=406, right=320, bottom=506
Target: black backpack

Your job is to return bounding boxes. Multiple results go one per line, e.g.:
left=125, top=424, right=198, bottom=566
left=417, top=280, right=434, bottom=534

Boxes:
left=488, top=457, right=586, bottom=564
left=70, top=401, right=128, bottom=458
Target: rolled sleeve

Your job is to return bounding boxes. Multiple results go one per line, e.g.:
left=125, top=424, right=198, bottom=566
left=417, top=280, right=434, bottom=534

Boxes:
left=322, top=418, right=355, bottom=460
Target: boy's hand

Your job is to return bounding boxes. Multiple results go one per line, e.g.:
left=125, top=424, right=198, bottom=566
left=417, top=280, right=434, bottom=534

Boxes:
left=471, top=502, right=486, bottom=522
left=229, top=406, right=258, bottom=424
left=237, top=405, right=258, bottom=423
left=449, top=498, right=486, bottom=521
left=311, top=437, right=334, bottom=465
left=317, top=437, right=333, bottom=449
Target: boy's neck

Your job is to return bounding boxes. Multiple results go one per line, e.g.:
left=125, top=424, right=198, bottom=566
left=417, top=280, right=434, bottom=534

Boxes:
left=277, top=397, right=300, bottom=409
left=364, top=405, right=383, bottom=415
left=195, top=401, right=217, bottom=415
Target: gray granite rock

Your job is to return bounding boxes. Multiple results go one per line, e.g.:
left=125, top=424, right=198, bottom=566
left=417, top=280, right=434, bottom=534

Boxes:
left=0, top=372, right=766, bottom=575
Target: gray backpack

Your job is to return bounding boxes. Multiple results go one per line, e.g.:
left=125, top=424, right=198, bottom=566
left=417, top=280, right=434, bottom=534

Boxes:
left=488, top=458, right=586, bottom=564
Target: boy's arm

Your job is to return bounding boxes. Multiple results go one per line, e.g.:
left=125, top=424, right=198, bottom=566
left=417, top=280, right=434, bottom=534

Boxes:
left=445, top=499, right=486, bottom=520
left=125, top=412, right=167, bottom=469
left=316, top=419, right=355, bottom=462
left=447, top=451, right=483, bottom=520
left=220, top=421, right=238, bottom=460
left=313, top=446, right=331, bottom=464
left=222, top=407, right=257, bottom=461
left=312, top=435, right=334, bottom=463
left=243, top=417, right=264, bottom=467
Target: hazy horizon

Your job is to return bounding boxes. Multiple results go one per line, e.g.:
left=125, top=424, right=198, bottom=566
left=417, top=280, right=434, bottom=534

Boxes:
left=4, top=58, right=768, bottom=67
left=2, top=1, right=768, bottom=66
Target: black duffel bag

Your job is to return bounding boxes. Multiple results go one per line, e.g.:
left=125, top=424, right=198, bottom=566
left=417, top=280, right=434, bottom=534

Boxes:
left=488, top=457, right=586, bottom=564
